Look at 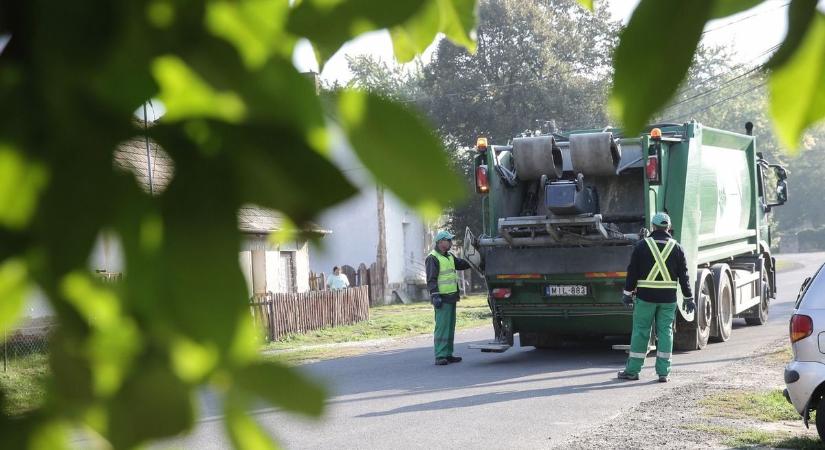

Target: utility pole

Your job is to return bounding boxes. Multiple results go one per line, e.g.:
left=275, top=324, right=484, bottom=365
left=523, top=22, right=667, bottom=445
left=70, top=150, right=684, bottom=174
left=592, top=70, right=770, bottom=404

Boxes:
left=376, top=185, right=388, bottom=304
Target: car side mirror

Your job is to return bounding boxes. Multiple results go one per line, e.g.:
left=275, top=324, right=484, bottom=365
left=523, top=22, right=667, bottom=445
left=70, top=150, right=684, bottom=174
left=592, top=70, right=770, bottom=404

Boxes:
left=797, top=276, right=812, bottom=307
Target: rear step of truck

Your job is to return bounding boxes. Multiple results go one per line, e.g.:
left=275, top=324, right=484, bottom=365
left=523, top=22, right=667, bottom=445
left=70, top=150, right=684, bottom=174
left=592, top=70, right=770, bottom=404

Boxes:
left=611, top=343, right=656, bottom=354
left=468, top=342, right=512, bottom=353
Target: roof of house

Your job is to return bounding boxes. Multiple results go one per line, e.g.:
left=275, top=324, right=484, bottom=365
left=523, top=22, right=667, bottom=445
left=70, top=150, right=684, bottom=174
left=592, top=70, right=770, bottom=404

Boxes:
left=115, top=133, right=329, bottom=235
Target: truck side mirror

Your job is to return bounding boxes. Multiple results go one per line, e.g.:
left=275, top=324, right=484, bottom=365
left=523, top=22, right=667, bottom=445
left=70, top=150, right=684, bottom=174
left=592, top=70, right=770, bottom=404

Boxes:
left=775, top=179, right=788, bottom=204
left=767, top=165, right=788, bottom=208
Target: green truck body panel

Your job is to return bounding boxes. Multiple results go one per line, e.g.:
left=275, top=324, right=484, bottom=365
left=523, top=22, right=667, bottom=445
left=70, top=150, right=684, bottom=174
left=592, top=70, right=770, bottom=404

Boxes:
left=473, top=122, right=787, bottom=346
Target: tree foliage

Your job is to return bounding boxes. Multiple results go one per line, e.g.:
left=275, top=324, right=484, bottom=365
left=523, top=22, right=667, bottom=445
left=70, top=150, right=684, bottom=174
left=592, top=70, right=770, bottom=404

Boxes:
left=0, top=0, right=472, bottom=448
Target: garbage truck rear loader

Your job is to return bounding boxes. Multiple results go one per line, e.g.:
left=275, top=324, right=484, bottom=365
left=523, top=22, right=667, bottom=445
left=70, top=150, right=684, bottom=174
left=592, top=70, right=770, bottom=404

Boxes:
left=464, top=122, right=789, bottom=352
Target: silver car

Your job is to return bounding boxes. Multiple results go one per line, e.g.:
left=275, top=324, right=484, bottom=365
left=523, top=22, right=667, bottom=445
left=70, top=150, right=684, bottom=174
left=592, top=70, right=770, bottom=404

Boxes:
left=785, top=263, right=825, bottom=438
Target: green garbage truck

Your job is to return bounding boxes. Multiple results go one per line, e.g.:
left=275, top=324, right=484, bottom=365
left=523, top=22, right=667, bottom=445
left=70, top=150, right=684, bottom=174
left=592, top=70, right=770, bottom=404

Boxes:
left=463, top=121, right=789, bottom=351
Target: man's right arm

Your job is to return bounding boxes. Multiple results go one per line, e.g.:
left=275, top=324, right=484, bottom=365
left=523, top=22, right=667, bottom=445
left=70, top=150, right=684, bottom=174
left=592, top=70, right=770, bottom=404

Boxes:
left=623, top=243, right=641, bottom=295
left=426, top=255, right=440, bottom=295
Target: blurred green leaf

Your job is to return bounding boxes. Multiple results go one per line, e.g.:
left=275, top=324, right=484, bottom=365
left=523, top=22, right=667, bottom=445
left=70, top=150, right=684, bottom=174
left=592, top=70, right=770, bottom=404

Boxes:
left=233, top=60, right=328, bottom=154
left=338, top=90, right=464, bottom=218
left=287, top=0, right=427, bottom=64
left=391, top=0, right=477, bottom=63
left=575, top=0, right=593, bottom=11
left=0, top=144, right=48, bottom=230
left=769, top=12, right=825, bottom=150
left=171, top=336, right=220, bottom=383
left=710, top=0, right=763, bottom=18
left=609, top=0, right=713, bottom=135
left=153, top=55, right=247, bottom=123
left=61, top=272, right=142, bottom=396
left=0, top=258, right=29, bottom=335
left=28, top=419, right=70, bottom=450
left=766, top=0, right=818, bottom=69
left=234, top=361, right=325, bottom=417
left=391, top=1, right=440, bottom=63
left=225, top=393, right=279, bottom=450
left=108, top=362, right=195, bottom=449
left=140, top=131, right=257, bottom=362
left=223, top=124, right=358, bottom=222
left=206, top=0, right=294, bottom=69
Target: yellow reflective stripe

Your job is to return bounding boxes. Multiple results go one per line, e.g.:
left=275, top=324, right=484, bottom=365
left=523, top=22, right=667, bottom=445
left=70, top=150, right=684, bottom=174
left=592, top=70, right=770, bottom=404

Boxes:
left=660, top=239, right=676, bottom=261
left=637, top=280, right=679, bottom=288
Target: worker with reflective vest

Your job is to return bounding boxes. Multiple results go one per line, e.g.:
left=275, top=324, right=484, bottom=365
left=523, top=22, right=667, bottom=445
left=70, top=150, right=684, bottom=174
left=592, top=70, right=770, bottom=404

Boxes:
left=426, top=230, right=472, bottom=365
left=618, top=212, right=695, bottom=383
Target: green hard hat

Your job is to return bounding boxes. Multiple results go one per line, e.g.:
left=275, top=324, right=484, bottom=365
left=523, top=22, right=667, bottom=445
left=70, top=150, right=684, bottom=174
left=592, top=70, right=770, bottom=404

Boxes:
left=652, top=212, right=671, bottom=227
left=434, top=230, right=455, bottom=245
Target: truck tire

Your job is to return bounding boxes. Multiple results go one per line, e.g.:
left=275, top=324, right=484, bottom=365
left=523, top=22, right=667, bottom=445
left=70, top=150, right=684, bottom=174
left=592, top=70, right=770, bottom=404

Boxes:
left=710, top=264, right=734, bottom=342
left=745, top=269, right=770, bottom=326
left=674, top=269, right=712, bottom=351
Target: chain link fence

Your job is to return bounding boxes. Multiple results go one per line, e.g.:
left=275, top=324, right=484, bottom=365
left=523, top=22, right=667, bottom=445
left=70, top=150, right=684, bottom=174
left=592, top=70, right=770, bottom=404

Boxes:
left=3, top=324, right=51, bottom=372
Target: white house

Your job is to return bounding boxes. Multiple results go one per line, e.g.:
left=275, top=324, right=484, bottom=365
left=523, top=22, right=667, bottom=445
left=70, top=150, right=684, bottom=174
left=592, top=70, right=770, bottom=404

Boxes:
left=309, top=129, right=432, bottom=303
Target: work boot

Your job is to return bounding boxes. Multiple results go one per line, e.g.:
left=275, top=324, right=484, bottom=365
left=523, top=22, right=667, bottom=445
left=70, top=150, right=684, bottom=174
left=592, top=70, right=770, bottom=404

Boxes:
left=435, top=358, right=449, bottom=365
left=617, top=370, right=639, bottom=381
left=447, top=356, right=462, bottom=363
left=658, top=375, right=668, bottom=383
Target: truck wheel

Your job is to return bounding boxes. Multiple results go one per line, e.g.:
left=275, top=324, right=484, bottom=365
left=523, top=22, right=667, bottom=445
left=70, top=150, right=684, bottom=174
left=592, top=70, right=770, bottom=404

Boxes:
left=710, top=264, right=734, bottom=342
left=745, top=270, right=770, bottom=326
left=674, top=269, right=712, bottom=351
left=695, top=272, right=713, bottom=348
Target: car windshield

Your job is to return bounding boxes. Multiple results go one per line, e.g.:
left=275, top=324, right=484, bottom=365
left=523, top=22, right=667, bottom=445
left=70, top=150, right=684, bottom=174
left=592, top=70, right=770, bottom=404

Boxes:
left=798, top=263, right=825, bottom=309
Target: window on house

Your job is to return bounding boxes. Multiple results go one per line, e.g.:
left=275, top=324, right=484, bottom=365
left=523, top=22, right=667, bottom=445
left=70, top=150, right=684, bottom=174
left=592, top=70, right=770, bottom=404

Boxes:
left=280, top=251, right=297, bottom=293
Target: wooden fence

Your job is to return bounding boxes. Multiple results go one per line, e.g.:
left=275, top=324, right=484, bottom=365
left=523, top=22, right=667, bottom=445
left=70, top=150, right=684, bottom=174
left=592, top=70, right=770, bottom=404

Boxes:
left=249, top=285, right=370, bottom=340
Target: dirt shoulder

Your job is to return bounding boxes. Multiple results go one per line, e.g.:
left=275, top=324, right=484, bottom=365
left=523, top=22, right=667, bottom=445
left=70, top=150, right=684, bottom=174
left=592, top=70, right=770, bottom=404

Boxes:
left=554, top=339, right=823, bottom=449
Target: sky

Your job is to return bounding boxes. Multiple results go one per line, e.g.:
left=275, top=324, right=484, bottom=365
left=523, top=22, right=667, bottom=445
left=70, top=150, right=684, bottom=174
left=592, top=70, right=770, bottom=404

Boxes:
left=293, top=0, right=794, bottom=84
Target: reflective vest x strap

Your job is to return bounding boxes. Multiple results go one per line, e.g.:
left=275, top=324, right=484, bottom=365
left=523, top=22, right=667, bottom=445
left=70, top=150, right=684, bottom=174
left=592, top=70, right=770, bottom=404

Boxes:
left=637, top=238, right=678, bottom=289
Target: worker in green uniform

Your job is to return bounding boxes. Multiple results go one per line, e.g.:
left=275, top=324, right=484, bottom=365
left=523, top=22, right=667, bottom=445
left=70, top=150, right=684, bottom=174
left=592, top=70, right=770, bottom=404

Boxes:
left=618, top=212, right=695, bottom=382
left=426, top=230, right=472, bottom=365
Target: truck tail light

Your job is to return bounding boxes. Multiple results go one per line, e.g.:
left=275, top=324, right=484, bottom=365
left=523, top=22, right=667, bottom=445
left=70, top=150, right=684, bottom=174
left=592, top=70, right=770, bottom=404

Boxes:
left=476, top=165, right=489, bottom=194
left=492, top=288, right=512, bottom=299
left=790, top=314, right=813, bottom=343
left=646, top=155, right=659, bottom=184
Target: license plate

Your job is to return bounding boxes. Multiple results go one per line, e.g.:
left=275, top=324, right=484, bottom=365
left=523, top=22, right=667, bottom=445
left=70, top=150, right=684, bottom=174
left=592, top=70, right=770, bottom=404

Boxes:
left=546, top=284, right=589, bottom=297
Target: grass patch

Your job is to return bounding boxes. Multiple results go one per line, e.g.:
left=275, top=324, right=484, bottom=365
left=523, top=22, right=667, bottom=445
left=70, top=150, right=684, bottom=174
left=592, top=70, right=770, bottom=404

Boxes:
left=769, top=345, right=794, bottom=364
left=724, top=431, right=825, bottom=449
left=701, top=389, right=799, bottom=422
left=777, top=259, right=805, bottom=273
left=0, top=353, right=49, bottom=416
left=684, top=424, right=825, bottom=449
left=265, top=295, right=491, bottom=352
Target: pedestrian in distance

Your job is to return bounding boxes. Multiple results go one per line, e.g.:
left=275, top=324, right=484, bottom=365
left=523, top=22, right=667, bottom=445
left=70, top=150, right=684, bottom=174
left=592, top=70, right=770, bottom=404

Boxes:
left=426, top=230, right=472, bottom=366
left=618, top=212, right=695, bottom=383
left=326, top=266, right=350, bottom=291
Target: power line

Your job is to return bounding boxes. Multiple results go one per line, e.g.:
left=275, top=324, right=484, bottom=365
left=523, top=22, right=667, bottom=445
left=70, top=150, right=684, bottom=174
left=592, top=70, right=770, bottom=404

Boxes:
left=702, top=1, right=790, bottom=35
left=678, top=79, right=769, bottom=120
left=664, top=42, right=779, bottom=109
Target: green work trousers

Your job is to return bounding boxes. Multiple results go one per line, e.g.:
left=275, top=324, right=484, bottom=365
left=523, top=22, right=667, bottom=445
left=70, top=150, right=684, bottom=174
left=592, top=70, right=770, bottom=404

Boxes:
left=434, top=303, right=457, bottom=359
left=625, top=298, right=677, bottom=376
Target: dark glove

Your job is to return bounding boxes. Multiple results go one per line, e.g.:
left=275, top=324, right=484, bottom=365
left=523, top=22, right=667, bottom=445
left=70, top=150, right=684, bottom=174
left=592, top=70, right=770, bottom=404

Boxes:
left=431, top=294, right=443, bottom=309
left=621, top=294, right=634, bottom=309
left=683, top=297, right=696, bottom=314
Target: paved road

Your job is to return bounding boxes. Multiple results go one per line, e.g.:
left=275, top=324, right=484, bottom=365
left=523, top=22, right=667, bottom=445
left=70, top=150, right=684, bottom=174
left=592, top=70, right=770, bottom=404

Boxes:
left=165, top=253, right=824, bottom=450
